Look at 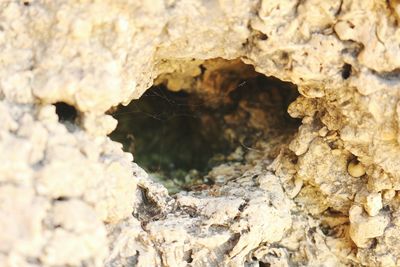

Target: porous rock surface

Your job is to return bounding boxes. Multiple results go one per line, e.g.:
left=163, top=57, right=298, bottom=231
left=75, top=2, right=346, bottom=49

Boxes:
left=1, top=0, right=400, bottom=266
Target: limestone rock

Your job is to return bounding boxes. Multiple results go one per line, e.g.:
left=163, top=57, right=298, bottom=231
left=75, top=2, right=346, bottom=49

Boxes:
left=1, top=0, right=400, bottom=266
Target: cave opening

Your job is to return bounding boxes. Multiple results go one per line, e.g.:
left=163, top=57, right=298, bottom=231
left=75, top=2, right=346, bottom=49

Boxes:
left=109, top=59, right=300, bottom=193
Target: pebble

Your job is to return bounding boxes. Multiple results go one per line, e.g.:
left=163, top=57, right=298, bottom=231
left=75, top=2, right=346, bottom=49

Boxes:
left=348, top=160, right=366, bottom=178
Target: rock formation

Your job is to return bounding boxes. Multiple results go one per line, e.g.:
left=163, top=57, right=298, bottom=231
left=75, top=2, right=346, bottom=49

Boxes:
left=1, top=0, right=400, bottom=266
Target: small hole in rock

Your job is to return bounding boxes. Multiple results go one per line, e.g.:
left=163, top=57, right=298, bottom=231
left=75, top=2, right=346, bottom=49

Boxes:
left=184, top=249, right=193, bottom=263
left=54, top=102, right=78, bottom=123
left=259, top=33, right=268, bottom=40
left=369, top=238, right=378, bottom=249
left=109, top=59, right=300, bottom=193
left=341, top=63, right=352, bottom=79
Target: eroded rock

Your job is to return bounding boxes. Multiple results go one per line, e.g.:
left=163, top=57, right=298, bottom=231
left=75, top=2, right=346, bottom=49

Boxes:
left=1, top=0, right=400, bottom=266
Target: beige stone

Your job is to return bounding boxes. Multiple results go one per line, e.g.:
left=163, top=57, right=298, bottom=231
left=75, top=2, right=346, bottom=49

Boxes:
left=1, top=0, right=400, bottom=266
left=348, top=160, right=366, bottom=178
left=364, top=192, right=383, bottom=217
left=349, top=205, right=389, bottom=248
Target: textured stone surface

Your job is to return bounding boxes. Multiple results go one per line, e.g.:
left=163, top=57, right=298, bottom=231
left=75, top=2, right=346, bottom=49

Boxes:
left=1, top=0, right=400, bottom=266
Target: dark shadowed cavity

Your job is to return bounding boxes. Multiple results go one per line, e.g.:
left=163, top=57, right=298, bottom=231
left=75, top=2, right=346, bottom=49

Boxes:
left=109, top=62, right=300, bottom=193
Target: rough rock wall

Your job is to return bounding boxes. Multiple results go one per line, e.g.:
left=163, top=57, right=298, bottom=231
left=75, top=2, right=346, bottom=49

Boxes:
left=1, top=0, right=400, bottom=266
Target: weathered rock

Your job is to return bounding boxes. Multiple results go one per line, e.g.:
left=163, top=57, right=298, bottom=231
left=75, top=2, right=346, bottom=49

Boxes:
left=1, top=0, right=400, bottom=266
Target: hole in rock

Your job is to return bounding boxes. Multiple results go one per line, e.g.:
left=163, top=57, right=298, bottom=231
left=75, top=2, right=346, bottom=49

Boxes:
left=341, top=63, right=352, bottom=79
left=109, top=59, right=300, bottom=193
left=54, top=102, right=78, bottom=123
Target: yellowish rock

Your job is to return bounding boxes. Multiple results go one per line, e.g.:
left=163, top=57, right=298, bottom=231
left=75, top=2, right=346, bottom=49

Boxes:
left=347, top=160, right=366, bottom=178
left=349, top=205, right=389, bottom=248
left=364, top=193, right=383, bottom=217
